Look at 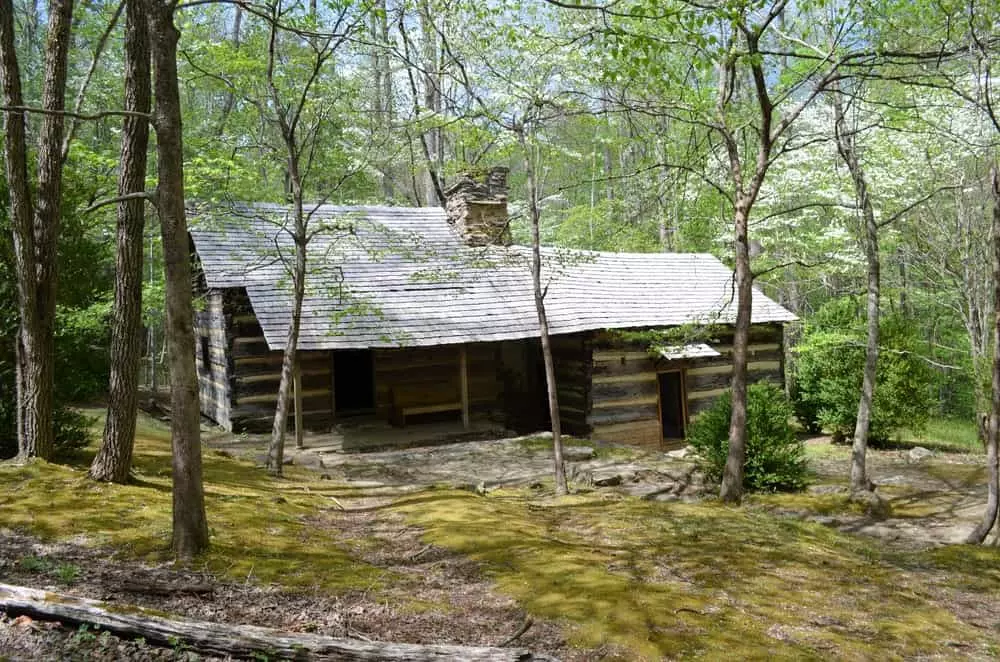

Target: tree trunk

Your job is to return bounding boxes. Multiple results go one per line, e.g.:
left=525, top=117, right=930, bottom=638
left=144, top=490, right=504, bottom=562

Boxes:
left=266, top=200, right=306, bottom=476
left=0, top=0, right=74, bottom=462
left=146, top=0, right=209, bottom=559
left=91, top=0, right=151, bottom=484
left=968, top=163, right=1000, bottom=544
left=419, top=0, right=442, bottom=205
left=0, top=583, right=553, bottom=661
left=28, top=0, right=74, bottom=461
left=521, top=131, right=567, bottom=496
left=720, top=198, right=752, bottom=503
left=834, top=92, right=878, bottom=494
left=0, top=1, right=39, bottom=457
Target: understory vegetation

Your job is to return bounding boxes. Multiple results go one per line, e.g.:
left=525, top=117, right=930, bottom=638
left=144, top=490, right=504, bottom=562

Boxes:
left=792, top=300, right=936, bottom=443
left=687, top=382, right=808, bottom=492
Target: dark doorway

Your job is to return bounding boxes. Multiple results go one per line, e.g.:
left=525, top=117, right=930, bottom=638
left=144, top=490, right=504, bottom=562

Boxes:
left=500, top=340, right=550, bottom=434
left=658, top=371, right=686, bottom=440
left=334, top=349, right=375, bottom=415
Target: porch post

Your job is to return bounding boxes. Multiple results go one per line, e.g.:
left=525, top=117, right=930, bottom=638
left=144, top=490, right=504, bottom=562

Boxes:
left=460, top=344, right=470, bottom=429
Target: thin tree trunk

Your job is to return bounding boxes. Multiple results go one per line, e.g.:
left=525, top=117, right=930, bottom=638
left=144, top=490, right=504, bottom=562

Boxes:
left=520, top=130, right=567, bottom=496
left=214, top=7, right=241, bottom=135
left=834, top=93, right=878, bottom=494
left=91, top=0, right=151, bottom=483
left=266, top=198, right=306, bottom=476
left=968, top=164, right=1000, bottom=544
left=419, top=0, right=441, bottom=205
left=263, top=8, right=311, bottom=476
left=0, top=0, right=73, bottom=462
left=720, top=198, right=752, bottom=503
left=146, top=0, right=209, bottom=559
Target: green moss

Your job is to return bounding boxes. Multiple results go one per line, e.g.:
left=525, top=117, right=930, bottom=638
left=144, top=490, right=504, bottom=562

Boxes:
left=394, top=490, right=999, bottom=660
left=0, top=413, right=384, bottom=593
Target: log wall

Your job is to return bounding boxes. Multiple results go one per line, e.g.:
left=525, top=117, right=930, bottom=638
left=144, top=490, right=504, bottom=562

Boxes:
left=221, top=289, right=334, bottom=432
left=373, top=343, right=500, bottom=420
left=588, top=323, right=785, bottom=450
left=194, top=291, right=232, bottom=429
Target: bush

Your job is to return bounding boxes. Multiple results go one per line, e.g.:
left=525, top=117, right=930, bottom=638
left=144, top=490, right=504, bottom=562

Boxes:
left=687, top=382, right=808, bottom=492
left=793, top=302, right=934, bottom=445
left=0, top=402, right=95, bottom=461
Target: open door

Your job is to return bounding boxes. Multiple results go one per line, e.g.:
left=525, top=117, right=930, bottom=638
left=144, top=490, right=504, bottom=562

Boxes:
left=333, top=349, right=375, bottom=416
left=657, top=371, right=686, bottom=442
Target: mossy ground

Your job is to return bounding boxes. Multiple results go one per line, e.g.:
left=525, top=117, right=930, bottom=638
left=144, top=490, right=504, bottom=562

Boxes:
left=0, top=413, right=384, bottom=592
left=3, top=412, right=1000, bottom=660
left=395, top=488, right=1000, bottom=660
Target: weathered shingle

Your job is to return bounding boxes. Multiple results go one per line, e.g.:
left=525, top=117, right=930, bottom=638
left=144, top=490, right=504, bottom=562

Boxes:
left=189, top=203, right=796, bottom=350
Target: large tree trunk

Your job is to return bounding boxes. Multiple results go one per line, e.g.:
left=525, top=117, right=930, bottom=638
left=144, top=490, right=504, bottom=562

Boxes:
left=968, top=164, right=1000, bottom=544
left=521, top=133, right=567, bottom=496
left=146, top=0, right=209, bottom=559
left=91, top=0, right=151, bottom=484
left=0, top=1, right=39, bottom=456
left=833, top=93, right=879, bottom=494
left=27, top=0, right=74, bottom=461
left=720, top=198, right=752, bottom=503
left=0, top=0, right=74, bottom=462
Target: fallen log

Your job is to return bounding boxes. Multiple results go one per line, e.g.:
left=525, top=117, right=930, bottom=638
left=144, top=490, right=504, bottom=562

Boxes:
left=0, top=583, right=555, bottom=661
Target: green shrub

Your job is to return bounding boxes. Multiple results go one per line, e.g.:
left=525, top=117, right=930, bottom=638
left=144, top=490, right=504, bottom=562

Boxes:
left=0, top=404, right=95, bottom=460
left=793, top=303, right=934, bottom=445
left=687, top=382, right=808, bottom=492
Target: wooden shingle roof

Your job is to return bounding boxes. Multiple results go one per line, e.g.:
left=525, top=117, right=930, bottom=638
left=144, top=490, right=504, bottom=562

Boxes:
left=189, top=203, right=796, bottom=350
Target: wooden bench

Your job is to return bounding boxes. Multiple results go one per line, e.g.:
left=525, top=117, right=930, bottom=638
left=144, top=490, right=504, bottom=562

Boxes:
left=389, top=388, right=462, bottom=427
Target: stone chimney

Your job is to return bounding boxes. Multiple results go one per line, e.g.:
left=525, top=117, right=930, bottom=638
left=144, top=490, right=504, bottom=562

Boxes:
left=444, top=166, right=510, bottom=247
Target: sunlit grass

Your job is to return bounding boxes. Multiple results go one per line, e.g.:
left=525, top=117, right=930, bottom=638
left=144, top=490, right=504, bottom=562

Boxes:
left=899, top=418, right=981, bottom=453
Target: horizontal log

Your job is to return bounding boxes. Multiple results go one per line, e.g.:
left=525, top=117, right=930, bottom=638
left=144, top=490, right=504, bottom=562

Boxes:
left=688, top=387, right=728, bottom=401
left=234, top=391, right=332, bottom=408
left=588, top=404, right=659, bottom=426
left=557, top=390, right=589, bottom=412
left=234, top=373, right=331, bottom=398
left=591, top=357, right=657, bottom=378
left=592, top=371, right=657, bottom=385
left=592, top=395, right=658, bottom=409
left=592, top=379, right=657, bottom=403
left=231, top=340, right=272, bottom=359
left=239, top=368, right=330, bottom=385
left=0, top=583, right=552, bottom=661
left=687, top=368, right=782, bottom=392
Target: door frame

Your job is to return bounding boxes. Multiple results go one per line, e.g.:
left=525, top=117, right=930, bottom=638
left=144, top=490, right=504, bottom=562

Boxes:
left=656, top=368, right=689, bottom=448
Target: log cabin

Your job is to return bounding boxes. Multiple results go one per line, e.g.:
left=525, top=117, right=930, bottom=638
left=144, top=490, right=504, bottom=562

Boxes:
left=188, top=168, right=795, bottom=451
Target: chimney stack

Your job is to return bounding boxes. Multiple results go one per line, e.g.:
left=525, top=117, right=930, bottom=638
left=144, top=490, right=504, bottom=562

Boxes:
left=444, top=166, right=510, bottom=247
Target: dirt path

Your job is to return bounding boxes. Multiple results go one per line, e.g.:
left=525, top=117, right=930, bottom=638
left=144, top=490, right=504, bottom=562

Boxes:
left=0, top=521, right=578, bottom=661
